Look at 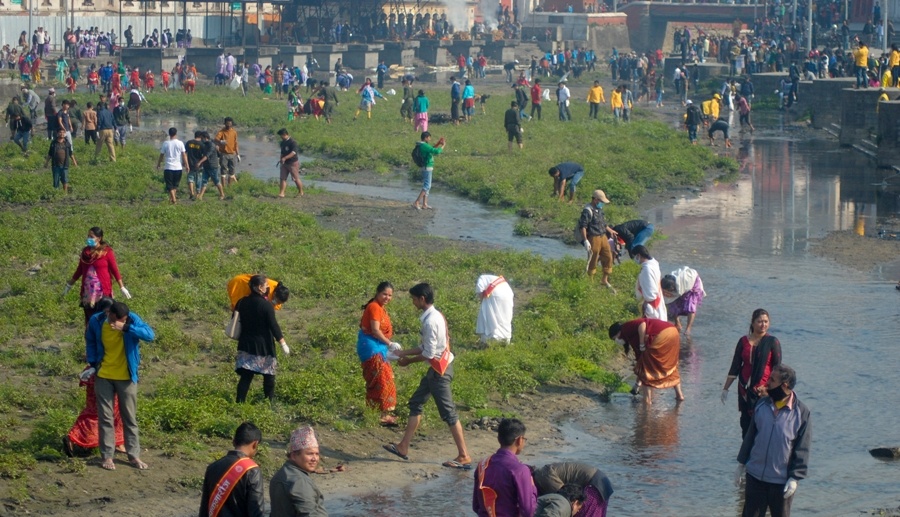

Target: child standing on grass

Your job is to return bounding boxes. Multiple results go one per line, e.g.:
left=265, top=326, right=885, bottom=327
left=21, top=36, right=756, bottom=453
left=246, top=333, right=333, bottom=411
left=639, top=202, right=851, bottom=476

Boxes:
left=413, top=89, right=429, bottom=132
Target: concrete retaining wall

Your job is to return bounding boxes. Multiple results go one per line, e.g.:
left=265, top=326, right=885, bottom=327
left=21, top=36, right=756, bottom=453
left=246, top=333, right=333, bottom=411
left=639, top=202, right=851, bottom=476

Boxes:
left=876, top=101, right=900, bottom=167
left=839, top=88, right=884, bottom=146
left=806, top=78, right=857, bottom=129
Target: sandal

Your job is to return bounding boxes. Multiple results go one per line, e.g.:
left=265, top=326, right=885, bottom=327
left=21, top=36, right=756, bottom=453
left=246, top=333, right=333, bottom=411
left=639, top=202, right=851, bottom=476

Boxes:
left=100, top=458, right=116, bottom=471
left=382, top=443, right=409, bottom=461
left=442, top=459, right=472, bottom=470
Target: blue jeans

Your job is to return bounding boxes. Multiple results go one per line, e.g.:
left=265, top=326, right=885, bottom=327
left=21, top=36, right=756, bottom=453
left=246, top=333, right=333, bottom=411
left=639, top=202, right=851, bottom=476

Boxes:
left=13, top=130, right=30, bottom=151
left=687, top=124, right=698, bottom=142
left=567, top=169, right=584, bottom=197
left=421, top=167, right=433, bottom=193
left=631, top=224, right=655, bottom=249
left=52, top=165, right=69, bottom=188
left=856, top=65, right=868, bottom=87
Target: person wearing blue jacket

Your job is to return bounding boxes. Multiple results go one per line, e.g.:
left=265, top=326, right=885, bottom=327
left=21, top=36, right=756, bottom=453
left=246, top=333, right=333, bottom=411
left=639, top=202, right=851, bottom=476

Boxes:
left=85, top=300, right=155, bottom=471
left=735, top=364, right=811, bottom=517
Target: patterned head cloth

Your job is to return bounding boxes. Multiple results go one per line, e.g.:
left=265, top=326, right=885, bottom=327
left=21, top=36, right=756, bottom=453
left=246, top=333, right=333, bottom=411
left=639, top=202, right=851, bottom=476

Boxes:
left=289, top=426, right=318, bottom=452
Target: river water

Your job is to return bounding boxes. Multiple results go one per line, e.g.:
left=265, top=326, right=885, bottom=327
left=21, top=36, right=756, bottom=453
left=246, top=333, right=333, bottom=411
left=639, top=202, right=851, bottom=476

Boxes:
left=143, top=114, right=900, bottom=515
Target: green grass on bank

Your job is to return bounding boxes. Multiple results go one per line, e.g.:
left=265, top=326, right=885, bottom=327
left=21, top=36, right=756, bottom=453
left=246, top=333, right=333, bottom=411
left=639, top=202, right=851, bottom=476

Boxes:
left=0, top=139, right=638, bottom=487
left=68, top=83, right=735, bottom=236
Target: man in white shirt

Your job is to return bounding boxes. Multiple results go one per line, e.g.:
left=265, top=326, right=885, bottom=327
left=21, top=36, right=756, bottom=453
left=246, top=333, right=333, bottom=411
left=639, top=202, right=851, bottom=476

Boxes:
left=557, top=81, right=571, bottom=121
left=383, top=282, right=472, bottom=470
left=156, top=127, right=188, bottom=204
left=632, top=245, right=667, bottom=321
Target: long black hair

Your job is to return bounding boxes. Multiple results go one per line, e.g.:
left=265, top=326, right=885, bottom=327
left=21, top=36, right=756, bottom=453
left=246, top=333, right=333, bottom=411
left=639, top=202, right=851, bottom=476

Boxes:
left=362, top=281, right=393, bottom=309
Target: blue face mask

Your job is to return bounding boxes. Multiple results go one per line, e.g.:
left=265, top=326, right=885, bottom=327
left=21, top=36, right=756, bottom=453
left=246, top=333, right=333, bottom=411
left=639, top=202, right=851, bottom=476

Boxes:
left=86, top=238, right=97, bottom=247
left=596, top=202, right=605, bottom=209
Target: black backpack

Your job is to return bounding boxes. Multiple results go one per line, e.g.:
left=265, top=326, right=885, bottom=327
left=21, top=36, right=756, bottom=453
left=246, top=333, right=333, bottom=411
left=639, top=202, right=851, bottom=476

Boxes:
left=411, top=142, right=426, bottom=167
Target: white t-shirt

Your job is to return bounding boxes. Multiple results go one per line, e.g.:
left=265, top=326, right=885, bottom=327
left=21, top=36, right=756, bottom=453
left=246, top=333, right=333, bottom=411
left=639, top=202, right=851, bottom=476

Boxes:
left=160, top=139, right=186, bottom=170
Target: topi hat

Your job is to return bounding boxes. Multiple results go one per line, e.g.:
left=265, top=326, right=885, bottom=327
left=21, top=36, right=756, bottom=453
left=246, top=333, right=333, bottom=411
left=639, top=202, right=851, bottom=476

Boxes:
left=289, top=426, right=318, bottom=452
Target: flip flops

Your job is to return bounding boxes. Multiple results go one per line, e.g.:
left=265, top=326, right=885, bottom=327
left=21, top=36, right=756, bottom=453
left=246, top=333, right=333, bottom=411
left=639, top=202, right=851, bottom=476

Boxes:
left=442, top=460, right=472, bottom=470
left=100, top=458, right=116, bottom=471
left=382, top=443, right=409, bottom=461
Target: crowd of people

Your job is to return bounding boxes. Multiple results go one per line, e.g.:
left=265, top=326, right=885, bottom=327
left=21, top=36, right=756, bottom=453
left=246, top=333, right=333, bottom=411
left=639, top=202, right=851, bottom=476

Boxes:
left=0, top=15, right=827, bottom=513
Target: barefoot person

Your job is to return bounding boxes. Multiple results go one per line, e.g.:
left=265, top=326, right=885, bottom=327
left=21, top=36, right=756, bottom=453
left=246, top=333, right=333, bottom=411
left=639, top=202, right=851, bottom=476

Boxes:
left=608, top=318, right=684, bottom=404
left=383, top=282, right=472, bottom=470
left=64, top=298, right=125, bottom=458
left=412, top=132, right=444, bottom=210
left=276, top=128, right=304, bottom=198
left=85, top=301, right=155, bottom=470
left=356, top=281, right=400, bottom=426
left=661, top=266, right=706, bottom=335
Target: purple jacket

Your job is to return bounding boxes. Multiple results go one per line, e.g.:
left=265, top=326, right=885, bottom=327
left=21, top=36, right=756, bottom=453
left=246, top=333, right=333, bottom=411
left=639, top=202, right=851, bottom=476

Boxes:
left=473, top=449, right=537, bottom=517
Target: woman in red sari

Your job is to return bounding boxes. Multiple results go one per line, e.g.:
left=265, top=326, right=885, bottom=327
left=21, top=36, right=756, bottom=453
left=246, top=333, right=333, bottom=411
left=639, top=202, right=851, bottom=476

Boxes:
left=64, top=299, right=125, bottom=457
left=721, top=308, right=782, bottom=437
left=609, top=318, right=684, bottom=404
left=356, top=281, right=399, bottom=426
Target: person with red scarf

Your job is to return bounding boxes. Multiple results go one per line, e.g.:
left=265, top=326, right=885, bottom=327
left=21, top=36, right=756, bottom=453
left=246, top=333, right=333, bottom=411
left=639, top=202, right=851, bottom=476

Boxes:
left=721, top=308, right=783, bottom=437
left=64, top=226, right=131, bottom=325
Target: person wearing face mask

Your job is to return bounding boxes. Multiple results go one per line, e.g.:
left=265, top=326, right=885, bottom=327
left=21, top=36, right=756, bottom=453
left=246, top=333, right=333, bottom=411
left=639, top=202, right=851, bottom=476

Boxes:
left=226, top=273, right=290, bottom=311
left=64, top=226, right=131, bottom=326
left=735, top=364, right=811, bottom=517
left=631, top=245, right=667, bottom=322
left=473, top=418, right=537, bottom=517
left=233, top=274, right=290, bottom=403
left=577, top=189, right=617, bottom=290
left=608, top=318, right=684, bottom=404
left=721, top=308, right=783, bottom=437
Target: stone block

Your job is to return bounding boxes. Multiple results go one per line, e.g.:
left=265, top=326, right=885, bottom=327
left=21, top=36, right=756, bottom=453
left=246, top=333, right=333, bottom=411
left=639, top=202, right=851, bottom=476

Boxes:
left=343, top=51, right=380, bottom=71
left=876, top=102, right=900, bottom=168
left=839, top=88, right=884, bottom=146
left=806, top=78, right=856, bottom=129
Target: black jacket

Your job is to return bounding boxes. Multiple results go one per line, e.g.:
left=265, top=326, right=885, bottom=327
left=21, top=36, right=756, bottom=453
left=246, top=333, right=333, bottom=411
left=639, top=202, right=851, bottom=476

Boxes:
left=728, top=335, right=782, bottom=411
left=612, top=219, right=649, bottom=248
left=199, top=451, right=265, bottom=517
left=234, top=292, right=283, bottom=358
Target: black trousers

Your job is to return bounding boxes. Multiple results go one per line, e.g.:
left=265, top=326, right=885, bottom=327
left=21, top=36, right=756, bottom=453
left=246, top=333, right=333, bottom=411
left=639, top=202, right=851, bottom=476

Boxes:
left=236, top=368, right=275, bottom=403
left=743, top=474, right=792, bottom=517
left=530, top=103, right=541, bottom=120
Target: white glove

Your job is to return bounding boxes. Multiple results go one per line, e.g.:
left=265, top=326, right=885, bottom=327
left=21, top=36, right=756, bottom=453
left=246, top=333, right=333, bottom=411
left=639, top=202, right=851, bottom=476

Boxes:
left=129, top=124, right=133, bottom=132
left=280, top=342, right=290, bottom=355
left=389, top=342, right=402, bottom=351
left=783, top=478, right=798, bottom=498
left=79, top=367, right=96, bottom=382
left=720, top=389, right=729, bottom=405
left=236, top=154, right=241, bottom=163
left=583, top=239, right=592, bottom=252
left=385, top=351, right=400, bottom=362
left=734, top=464, right=745, bottom=487
left=63, top=283, right=73, bottom=296
left=120, top=286, right=132, bottom=299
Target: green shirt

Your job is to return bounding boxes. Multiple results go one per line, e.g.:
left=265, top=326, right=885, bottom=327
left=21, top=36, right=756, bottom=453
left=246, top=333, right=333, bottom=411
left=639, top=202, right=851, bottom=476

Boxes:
left=418, top=141, right=442, bottom=168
